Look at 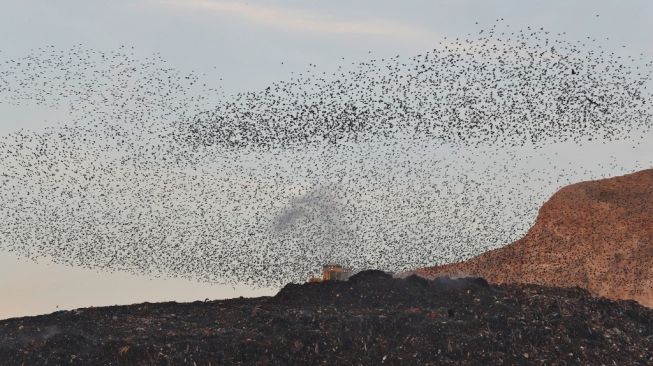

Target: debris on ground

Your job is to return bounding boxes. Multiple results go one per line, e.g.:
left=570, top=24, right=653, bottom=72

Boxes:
left=1, top=271, right=652, bottom=365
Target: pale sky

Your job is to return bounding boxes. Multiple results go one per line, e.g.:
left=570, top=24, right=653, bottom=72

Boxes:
left=1, top=0, right=652, bottom=320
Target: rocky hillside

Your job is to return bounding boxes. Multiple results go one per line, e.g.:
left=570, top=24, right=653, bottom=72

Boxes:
left=0, top=272, right=652, bottom=365
left=414, top=169, right=653, bottom=307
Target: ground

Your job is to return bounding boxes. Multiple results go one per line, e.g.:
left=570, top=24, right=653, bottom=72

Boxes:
left=1, top=271, right=652, bottom=365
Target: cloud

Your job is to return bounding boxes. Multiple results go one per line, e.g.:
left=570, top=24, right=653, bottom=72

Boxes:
left=154, top=0, right=435, bottom=40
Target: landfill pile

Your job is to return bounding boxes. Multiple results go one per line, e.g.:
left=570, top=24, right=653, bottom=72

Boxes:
left=1, top=271, right=652, bottom=365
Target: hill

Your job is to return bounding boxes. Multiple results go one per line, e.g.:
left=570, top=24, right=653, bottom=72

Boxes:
left=1, top=272, right=652, bottom=365
left=414, top=169, right=653, bottom=307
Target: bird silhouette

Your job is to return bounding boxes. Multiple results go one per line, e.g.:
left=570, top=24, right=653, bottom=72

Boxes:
left=0, top=22, right=650, bottom=288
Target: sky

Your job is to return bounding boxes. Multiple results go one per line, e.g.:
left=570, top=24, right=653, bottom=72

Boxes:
left=0, top=0, right=652, bottom=320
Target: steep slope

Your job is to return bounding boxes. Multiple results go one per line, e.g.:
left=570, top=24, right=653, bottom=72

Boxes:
left=415, top=169, right=653, bottom=307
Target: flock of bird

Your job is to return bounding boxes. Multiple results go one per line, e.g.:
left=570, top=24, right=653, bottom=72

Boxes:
left=182, top=23, right=653, bottom=149
left=0, top=22, right=652, bottom=287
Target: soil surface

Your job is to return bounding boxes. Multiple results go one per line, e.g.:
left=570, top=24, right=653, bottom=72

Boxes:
left=414, top=169, right=653, bottom=307
left=1, top=271, right=652, bottom=365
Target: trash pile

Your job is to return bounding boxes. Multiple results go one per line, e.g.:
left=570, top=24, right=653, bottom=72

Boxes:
left=1, top=271, right=652, bottom=365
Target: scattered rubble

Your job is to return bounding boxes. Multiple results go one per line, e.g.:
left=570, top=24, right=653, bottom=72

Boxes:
left=1, top=272, right=652, bottom=365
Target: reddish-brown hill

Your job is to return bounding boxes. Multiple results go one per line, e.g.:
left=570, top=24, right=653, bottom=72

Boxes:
left=414, top=169, right=653, bottom=308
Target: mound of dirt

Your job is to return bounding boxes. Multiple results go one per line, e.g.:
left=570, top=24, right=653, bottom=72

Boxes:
left=1, top=272, right=652, bottom=365
left=415, top=169, right=653, bottom=307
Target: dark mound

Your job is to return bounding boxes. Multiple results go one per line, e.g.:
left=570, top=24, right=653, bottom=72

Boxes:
left=1, top=275, right=652, bottom=365
left=273, top=271, right=490, bottom=308
left=348, top=269, right=393, bottom=282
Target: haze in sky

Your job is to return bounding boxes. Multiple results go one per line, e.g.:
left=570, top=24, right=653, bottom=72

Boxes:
left=1, top=0, right=652, bottom=320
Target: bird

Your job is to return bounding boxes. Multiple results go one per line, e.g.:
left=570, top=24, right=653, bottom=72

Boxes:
left=0, top=21, right=650, bottom=289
